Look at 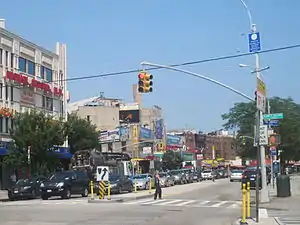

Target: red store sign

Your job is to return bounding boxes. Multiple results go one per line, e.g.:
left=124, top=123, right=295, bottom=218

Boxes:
left=6, top=71, right=63, bottom=96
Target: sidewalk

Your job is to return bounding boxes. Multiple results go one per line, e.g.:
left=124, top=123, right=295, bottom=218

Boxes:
left=234, top=217, right=279, bottom=225
left=88, top=179, right=227, bottom=203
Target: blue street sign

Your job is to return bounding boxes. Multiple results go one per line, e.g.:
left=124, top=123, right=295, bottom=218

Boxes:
left=270, top=146, right=277, bottom=156
left=248, top=32, right=261, bottom=53
left=263, top=120, right=279, bottom=126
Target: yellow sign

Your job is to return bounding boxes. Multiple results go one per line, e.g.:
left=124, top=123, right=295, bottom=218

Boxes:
left=256, top=77, right=266, bottom=96
left=132, top=125, right=139, bottom=141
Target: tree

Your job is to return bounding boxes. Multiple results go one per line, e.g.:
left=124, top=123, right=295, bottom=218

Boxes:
left=221, top=97, right=300, bottom=160
left=162, top=151, right=183, bottom=170
left=66, top=113, right=99, bottom=154
left=2, top=110, right=66, bottom=175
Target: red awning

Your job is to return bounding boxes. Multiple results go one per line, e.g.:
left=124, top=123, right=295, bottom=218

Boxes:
left=249, top=159, right=271, bottom=166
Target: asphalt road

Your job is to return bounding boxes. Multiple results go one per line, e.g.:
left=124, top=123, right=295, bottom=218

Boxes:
left=0, top=179, right=242, bottom=225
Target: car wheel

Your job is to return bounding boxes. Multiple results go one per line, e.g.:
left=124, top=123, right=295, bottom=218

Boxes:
left=63, top=188, right=71, bottom=199
left=9, top=197, right=15, bottom=201
left=230, top=179, right=233, bottom=182
left=42, top=195, right=48, bottom=200
left=82, top=187, right=89, bottom=197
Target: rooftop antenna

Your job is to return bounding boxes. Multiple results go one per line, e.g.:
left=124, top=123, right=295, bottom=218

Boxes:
left=99, top=92, right=104, bottom=98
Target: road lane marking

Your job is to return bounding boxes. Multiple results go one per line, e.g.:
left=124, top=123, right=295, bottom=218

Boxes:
left=143, top=199, right=168, bottom=205
left=175, top=200, right=196, bottom=206
left=209, top=201, right=228, bottom=207
left=125, top=199, right=155, bottom=205
left=155, top=199, right=183, bottom=206
left=198, top=200, right=210, bottom=205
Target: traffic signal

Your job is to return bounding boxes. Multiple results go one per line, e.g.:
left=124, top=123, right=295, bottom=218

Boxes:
left=242, top=137, right=246, bottom=146
left=254, top=91, right=257, bottom=101
left=138, top=71, right=153, bottom=93
left=269, top=134, right=281, bottom=146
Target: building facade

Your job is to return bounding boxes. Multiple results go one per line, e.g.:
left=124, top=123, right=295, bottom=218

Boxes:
left=0, top=20, right=68, bottom=189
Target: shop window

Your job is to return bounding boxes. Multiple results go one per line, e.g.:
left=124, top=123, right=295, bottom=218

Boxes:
left=5, top=118, right=9, bottom=133
left=45, top=68, right=53, bottom=82
left=27, top=60, right=35, bottom=75
left=10, top=53, right=14, bottom=68
left=18, top=57, right=26, bottom=73
left=5, top=51, right=8, bottom=67
left=45, top=97, right=53, bottom=111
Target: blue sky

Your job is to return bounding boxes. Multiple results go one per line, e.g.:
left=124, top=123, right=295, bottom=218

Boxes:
left=1, top=0, right=299, bottom=131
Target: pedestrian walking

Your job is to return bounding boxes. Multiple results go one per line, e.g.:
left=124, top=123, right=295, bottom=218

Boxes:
left=154, top=172, right=162, bottom=200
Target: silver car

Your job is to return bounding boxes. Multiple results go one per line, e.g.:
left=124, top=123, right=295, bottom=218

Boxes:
left=230, top=170, right=243, bottom=182
left=132, top=174, right=153, bottom=190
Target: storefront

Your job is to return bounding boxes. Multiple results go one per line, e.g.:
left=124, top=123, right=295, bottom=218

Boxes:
left=139, top=127, right=154, bottom=157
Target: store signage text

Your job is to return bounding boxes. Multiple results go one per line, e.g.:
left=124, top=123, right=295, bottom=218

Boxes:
left=6, top=71, right=63, bottom=96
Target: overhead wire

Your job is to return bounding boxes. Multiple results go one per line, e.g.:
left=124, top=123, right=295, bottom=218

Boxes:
left=56, top=43, right=300, bottom=83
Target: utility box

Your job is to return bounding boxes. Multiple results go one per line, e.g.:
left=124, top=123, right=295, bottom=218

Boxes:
left=276, top=175, right=291, bottom=197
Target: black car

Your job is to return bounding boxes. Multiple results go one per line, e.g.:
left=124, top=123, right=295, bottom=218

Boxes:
left=95, top=175, right=133, bottom=194
left=8, top=176, right=47, bottom=201
left=182, top=169, right=194, bottom=183
left=241, top=170, right=262, bottom=189
left=40, top=170, right=90, bottom=200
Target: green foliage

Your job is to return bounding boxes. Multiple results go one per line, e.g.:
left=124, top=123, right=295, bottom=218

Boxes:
left=2, top=111, right=66, bottom=174
left=65, top=113, right=99, bottom=154
left=162, top=151, right=183, bottom=170
left=222, top=97, right=300, bottom=160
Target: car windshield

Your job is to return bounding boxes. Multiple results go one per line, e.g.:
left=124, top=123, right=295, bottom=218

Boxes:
left=133, top=175, right=148, bottom=179
left=159, top=173, right=167, bottom=177
left=49, top=172, right=73, bottom=180
left=170, top=170, right=180, bottom=175
left=16, top=178, right=35, bottom=185
left=203, top=170, right=212, bottom=173
left=244, top=170, right=258, bottom=176
left=232, top=170, right=242, bottom=173
left=109, top=176, right=120, bottom=182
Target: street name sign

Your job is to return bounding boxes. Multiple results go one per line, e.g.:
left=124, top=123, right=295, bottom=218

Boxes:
left=259, top=125, right=268, bottom=145
left=256, top=77, right=266, bottom=113
left=96, top=166, right=109, bottom=181
left=263, top=113, right=284, bottom=120
left=263, top=120, right=279, bottom=126
left=248, top=32, right=261, bottom=53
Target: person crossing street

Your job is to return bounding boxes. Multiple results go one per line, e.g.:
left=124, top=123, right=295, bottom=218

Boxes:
left=154, top=172, right=162, bottom=200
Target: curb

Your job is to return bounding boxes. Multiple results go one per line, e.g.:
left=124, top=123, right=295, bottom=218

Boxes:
left=87, top=193, right=153, bottom=203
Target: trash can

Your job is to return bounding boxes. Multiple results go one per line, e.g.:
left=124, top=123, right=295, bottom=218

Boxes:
left=276, top=175, right=291, bottom=197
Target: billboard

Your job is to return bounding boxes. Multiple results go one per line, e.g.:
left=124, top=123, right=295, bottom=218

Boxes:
left=139, top=127, right=153, bottom=139
left=98, top=129, right=120, bottom=143
left=155, top=119, right=163, bottom=139
left=166, top=134, right=181, bottom=145
left=119, top=109, right=140, bottom=124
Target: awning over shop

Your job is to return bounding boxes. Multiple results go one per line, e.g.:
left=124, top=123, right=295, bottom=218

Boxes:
left=0, top=147, right=7, bottom=156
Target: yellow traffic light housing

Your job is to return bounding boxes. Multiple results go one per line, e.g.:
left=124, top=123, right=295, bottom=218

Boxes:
left=138, top=71, right=153, bottom=93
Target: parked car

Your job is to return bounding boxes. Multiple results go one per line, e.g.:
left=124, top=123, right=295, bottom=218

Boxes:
left=229, top=169, right=243, bottom=182
left=166, top=172, right=176, bottom=186
left=40, top=170, right=90, bottom=200
left=106, top=175, right=133, bottom=194
left=241, top=170, right=261, bottom=189
left=182, top=169, right=194, bottom=183
left=132, top=174, right=154, bottom=190
left=8, top=176, right=47, bottom=201
left=170, top=170, right=187, bottom=184
left=192, top=171, right=202, bottom=182
left=201, top=170, right=213, bottom=180
left=159, top=172, right=174, bottom=187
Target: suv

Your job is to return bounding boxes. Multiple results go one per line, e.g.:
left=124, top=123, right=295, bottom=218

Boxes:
left=40, top=170, right=90, bottom=200
left=241, top=170, right=261, bottom=189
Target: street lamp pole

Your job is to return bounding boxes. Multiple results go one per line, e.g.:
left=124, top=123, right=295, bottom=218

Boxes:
left=239, top=0, right=270, bottom=223
left=140, top=62, right=254, bottom=101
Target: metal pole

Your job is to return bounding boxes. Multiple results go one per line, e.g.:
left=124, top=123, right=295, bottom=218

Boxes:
left=141, top=62, right=254, bottom=102
left=255, top=110, right=261, bottom=223
left=267, top=100, right=274, bottom=189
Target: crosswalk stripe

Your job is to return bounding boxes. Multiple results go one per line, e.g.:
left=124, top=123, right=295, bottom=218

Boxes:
left=175, top=200, right=196, bottom=206
left=199, top=200, right=210, bottom=205
left=143, top=199, right=168, bottom=205
left=155, top=199, right=183, bottom=206
left=125, top=199, right=155, bottom=205
left=227, top=203, right=239, bottom=209
left=210, top=201, right=228, bottom=207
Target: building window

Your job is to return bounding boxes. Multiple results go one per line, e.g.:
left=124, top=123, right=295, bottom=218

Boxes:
left=10, top=86, right=13, bottom=101
left=0, top=83, right=2, bottom=99
left=10, top=53, right=14, bottom=68
left=18, top=57, right=26, bottom=73
left=87, top=115, right=90, bottom=121
left=0, top=49, right=2, bottom=65
left=5, top=51, right=8, bottom=67
left=5, top=118, right=9, bottom=133
left=40, top=66, right=45, bottom=79
left=27, top=60, right=35, bottom=75
left=45, top=68, right=53, bottom=82
left=43, top=96, right=53, bottom=111
left=0, top=117, right=2, bottom=133
left=5, top=85, right=8, bottom=100
left=11, top=119, right=14, bottom=131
